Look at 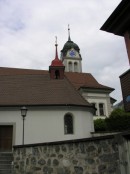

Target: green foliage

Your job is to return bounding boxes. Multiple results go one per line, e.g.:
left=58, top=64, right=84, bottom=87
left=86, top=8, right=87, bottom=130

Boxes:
left=109, top=108, right=130, bottom=118
left=94, top=118, right=106, bottom=132
left=94, top=109, right=130, bottom=132
left=106, top=108, right=130, bottom=131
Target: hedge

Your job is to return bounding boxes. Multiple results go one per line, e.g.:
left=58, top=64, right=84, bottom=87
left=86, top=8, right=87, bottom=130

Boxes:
left=94, top=108, right=130, bottom=132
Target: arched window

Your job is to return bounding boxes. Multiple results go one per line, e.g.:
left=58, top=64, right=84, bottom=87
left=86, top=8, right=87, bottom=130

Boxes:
left=74, top=62, right=78, bottom=72
left=64, top=114, right=73, bottom=134
left=68, top=62, right=72, bottom=72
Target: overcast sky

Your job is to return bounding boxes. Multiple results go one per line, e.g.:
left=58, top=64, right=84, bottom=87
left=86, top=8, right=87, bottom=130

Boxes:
left=0, top=0, right=129, bottom=104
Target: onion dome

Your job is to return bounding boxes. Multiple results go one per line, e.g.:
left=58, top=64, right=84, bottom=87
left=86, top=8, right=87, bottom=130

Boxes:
left=61, top=25, right=80, bottom=56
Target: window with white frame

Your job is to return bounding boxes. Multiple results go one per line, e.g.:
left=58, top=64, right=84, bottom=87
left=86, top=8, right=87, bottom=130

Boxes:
left=64, top=114, right=73, bottom=134
left=99, top=103, right=105, bottom=116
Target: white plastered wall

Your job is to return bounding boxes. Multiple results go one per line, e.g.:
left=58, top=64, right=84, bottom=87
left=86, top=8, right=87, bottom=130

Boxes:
left=0, top=107, right=94, bottom=146
left=82, top=92, right=111, bottom=119
left=63, top=59, right=82, bottom=73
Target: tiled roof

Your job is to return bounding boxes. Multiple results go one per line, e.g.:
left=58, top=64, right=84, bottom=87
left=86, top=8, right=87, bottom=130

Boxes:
left=0, top=67, right=91, bottom=107
left=0, top=67, right=114, bottom=107
left=65, top=72, right=114, bottom=91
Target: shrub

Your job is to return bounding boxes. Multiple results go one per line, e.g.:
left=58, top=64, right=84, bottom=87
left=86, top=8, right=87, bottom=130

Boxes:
left=105, top=108, right=130, bottom=131
left=94, top=109, right=130, bottom=132
left=94, top=118, right=106, bottom=132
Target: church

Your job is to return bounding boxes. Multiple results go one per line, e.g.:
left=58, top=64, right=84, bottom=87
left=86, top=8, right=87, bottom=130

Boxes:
left=0, top=30, right=115, bottom=152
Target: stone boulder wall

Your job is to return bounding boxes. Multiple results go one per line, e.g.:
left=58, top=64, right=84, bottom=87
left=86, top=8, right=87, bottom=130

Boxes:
left=13, top=136, right=120, bottom=174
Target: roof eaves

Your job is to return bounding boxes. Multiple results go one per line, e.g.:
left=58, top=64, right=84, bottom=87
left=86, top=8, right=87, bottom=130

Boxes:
left=0, top=103, right=93, bottom=108
left=79, top=86, right=114, bottom=92
left=100, top=0, right=130, bottom=36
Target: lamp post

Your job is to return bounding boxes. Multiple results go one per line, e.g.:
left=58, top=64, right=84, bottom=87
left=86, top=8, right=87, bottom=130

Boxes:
left=21, top=106, right=28, bottom=145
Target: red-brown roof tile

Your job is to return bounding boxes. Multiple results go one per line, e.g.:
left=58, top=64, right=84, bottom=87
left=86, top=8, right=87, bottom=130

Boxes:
left=65, top=72, right=114, bottom=91
left=0, top=67, right=91, bottom=107
left=0, top=67, right=114, bottom=107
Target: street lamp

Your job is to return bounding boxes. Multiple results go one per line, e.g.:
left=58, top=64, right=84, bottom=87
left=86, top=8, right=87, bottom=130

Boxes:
left=21, top=106, right=28, bottom=145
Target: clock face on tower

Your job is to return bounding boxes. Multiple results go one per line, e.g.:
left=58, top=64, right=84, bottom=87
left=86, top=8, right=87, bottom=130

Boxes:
left=69, top=50, right=76, bottom=57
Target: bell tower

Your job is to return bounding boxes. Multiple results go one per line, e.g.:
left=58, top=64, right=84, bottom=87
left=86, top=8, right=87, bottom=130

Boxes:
left=49, top=37, right=65, bottom=79
left=61, top=26, right=82, bottom=73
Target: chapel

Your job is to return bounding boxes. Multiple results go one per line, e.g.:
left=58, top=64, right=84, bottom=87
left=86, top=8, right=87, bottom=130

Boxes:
left=0, top=29, right=115, bottom=151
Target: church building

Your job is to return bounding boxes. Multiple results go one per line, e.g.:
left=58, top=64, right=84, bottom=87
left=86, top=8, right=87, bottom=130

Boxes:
left=61, top=28, right=115, bottom=117
left=0, top=30, right=115, bottom=152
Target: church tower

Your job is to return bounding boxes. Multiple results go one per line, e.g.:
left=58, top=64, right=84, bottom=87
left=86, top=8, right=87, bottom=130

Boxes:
left=61, top=26, right=82, bottom=73
left=49, top=37, right=65, bottom=79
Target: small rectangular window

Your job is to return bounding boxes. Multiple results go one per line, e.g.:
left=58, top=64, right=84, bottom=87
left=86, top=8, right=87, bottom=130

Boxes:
left=99, top=103, right=105, bottom=116
left=92, top=103, right=97, bottom=116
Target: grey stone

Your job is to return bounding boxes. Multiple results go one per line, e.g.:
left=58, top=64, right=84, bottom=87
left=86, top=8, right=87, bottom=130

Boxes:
left=87, top=145, right=96, bottom=152
left=53, top=159, right=59, bottom=166
left=32, top=147, right=39, bottom=156
left=99, top=153, right=118, bottom=163
left=86, top=158, right=95, bottom=165
left=20, top=160, right=24, bottom=166
left=16, top=156, right=20, bottom=161
left=57, top=167, right=65, bottom=174
left=98, top=146, right=101, bottom=154
left=47, top=159, right=51, bottom=166
left=43, top=166, right=53, bottom=174
left=98, top=164, right=106, bottom=173
left=74, top=166, right=83, bottom=174
left=26, top=158, right=29, bottom=165
left=68, top=144, right=73, bottom=151
left=38, top=158, right=46, bottom=165
left=43, top=146, right=47, bottom=152
left=31, top=157, right=36, bottom=165
left=107, top=164, right=117, bottom=173
left=58, top=154, right=63, bottom=159
left=14, top=165, right=19, bottom=169
left=13, top=138, right=120, bottom=174
left=61, top=145, right=67, bottom=152
left=50, top=153, right=56, bottom=157
left=55, top=145, right=60, bottom=153
left=32, top=166, right=41, bottom=171
left=73, top=159, right=78, bottom=165
left=79, top=143, right=85, bottom=153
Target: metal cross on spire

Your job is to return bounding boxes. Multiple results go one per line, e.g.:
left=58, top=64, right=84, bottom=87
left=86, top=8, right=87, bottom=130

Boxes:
left=68, top=24, right=71, bottom=41
left=55, top=36, right=58, bottom=46
left=55, top=36, right=58, bottom=60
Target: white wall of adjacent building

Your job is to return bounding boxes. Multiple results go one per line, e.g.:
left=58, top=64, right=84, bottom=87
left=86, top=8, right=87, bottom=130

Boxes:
left=82, top=92, right=112, bottom=119
left=0, top=107, right=94, bottom=146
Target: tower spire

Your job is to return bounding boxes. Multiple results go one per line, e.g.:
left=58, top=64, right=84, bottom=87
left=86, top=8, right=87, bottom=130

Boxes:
left=49, top=36, right=65, bottom=79
left=68, top=24, right=71, bottom=41
left=55, top=36, right=58, bottom=60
